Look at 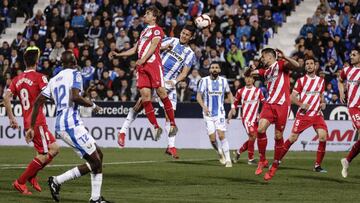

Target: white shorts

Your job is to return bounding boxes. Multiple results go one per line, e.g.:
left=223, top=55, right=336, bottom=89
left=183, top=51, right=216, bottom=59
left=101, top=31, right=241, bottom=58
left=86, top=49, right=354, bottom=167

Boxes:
left=56, top=125, right=96, bottom=158
left=204, top=115, right=227, bottom=135
left=154, top=81, right=177, bottom=110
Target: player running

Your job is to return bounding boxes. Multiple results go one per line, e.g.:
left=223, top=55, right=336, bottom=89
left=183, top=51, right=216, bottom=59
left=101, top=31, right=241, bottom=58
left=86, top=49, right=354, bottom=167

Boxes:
left=3, top=46, right=59, bottom=195
left=247, top=48, right=300, bottom=180
left=197, top=62, right=234, bottom=167
left=27, top=51, right=110, bottom=203
left=116, top=25, right=196, bottom=159
left=277, top=57, right=328, bottom=178
left=339, top=47, right=360, bottom=178
left=227, top=73, right=265, bottom=165
left=111, top=6, right=177, bottom=141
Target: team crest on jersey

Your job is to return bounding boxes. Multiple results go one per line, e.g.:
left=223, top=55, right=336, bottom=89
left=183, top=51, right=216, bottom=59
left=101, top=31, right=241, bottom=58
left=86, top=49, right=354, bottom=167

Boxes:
left=154, top=30, right=160, bottom=36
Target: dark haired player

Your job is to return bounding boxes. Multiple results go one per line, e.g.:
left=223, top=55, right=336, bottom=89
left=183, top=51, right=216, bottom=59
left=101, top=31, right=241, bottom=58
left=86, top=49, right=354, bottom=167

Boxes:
left=4, top=46, right=59, bottom=195
left=275, top=57, right=328, bottom=180
left=28, top=51, right=110, bottom=202
left=247, top=48, right=301, bottom=180
left=339, top=47, right=360, bottom=178
left=111, top=6, right=177, bottom=142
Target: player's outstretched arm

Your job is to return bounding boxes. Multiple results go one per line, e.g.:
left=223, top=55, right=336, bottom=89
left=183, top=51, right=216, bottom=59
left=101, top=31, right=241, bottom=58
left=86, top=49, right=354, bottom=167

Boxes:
left=136, top=37, right=161, bottom=66
left=3, top=91, right=19, bottom=129
left=112, top=42, right=138, bottom=58
left=71, top=88, right=101, bottom=112
left=166, top=66, right=191, bottom=88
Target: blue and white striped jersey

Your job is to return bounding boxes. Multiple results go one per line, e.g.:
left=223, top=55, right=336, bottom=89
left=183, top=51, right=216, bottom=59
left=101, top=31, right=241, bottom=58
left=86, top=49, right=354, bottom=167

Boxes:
left=198, top=76, right=230, bottom=117
left=42, top=68, right=83, bottom=131
left=161, top=37, right=195, bottom=80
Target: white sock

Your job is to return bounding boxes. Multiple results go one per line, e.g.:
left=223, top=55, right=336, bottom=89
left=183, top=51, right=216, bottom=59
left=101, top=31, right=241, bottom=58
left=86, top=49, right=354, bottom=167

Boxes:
left=217, top=139, right=223, bottom=155
left=90, top=173, right=103, bottom=201
left=55, top=167, right=81, bottom=185
left=221, top=138, right=231, bottom=162
left=165, top=122, right=176, bottom=147
left=120, top=108, right=138, bottom=133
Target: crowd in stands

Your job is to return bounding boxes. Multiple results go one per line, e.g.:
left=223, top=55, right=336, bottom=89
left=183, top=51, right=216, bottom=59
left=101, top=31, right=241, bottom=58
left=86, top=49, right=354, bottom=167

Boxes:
left=1, top=0, right=357, bottom=106
left=294, top=0, right=360, bottom=104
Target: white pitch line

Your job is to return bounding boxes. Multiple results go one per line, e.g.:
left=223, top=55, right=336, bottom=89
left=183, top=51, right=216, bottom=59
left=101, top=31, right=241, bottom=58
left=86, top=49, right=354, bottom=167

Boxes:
left=0, top=158, right=215, bottom=170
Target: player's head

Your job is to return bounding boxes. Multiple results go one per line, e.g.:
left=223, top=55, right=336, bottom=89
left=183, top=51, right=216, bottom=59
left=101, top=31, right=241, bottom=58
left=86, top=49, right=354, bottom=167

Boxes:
left=144, top=6, right=161, bottom=24
left=304, top=57, right=317, bottom=74
left=61, top=50, right=77, bottom=68
left=209, top=62, right=221, bottom=78
left=261, top=48, right=277, bottom=67
left=179, top=25, right=196, bottom=44
left=23, top=46, right=40, bottom=68
left=350, top=47, right=360, bottom=66
left=244, top=74, right=254, bottom=87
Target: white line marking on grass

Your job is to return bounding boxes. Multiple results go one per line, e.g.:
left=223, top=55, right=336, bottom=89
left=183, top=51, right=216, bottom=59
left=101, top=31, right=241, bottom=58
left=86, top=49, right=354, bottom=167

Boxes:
left=0, top=158, right=215, bottom=170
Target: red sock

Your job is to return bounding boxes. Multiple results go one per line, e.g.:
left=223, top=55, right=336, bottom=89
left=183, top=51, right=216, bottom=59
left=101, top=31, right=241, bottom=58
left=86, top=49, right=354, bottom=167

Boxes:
left=239, top=140, right=249, bottom=153
left=161, top=97, right=176, bottom=126
left=143, top=101, right=159, bottom=128
left=18, top=158, right=43, bottom=184
left=29, top=154, right=54, bottom=180
left=315, top=141, right=326, bottom=166
left=248, top=139, right=255, bottom=160
left=257, top=132, right=267, bottom=162
left=43, top=154, right=54, bottom=168
left=273, top=137, right=284, bottom=167
left=347, top=140, right=360, bottom=163
left=280, top=139, right=293, bottom=160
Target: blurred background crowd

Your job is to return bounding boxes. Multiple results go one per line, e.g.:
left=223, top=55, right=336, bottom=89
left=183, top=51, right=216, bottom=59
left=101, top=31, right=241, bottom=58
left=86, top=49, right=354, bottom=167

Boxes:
left=0, top=0, right=359, bottom=105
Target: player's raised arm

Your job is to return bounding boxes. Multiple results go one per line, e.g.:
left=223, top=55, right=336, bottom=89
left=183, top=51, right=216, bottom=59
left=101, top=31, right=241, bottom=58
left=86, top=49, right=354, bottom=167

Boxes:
left=136, top=37, right=161, bottom=66
left=3, top=90, right=19, bottom=129
left=276, top=49, right=301, bottom=70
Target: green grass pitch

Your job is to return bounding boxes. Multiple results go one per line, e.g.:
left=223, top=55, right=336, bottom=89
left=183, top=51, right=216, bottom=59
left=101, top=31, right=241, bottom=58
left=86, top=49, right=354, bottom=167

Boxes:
left=0, top=146, right=359, bottom=203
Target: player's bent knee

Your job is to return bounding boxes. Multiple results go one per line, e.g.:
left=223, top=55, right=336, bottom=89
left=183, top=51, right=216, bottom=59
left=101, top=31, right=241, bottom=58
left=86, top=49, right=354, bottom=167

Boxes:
left=275, top=131, right=283, bottom=139
left=289, top=134, right=298, bottom=143
left=49, top=143, right=60, bottom=156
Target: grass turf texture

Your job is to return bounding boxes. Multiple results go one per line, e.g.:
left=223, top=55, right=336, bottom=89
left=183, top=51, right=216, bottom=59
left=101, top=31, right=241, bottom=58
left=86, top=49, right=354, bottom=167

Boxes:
left=0, top=147, right=359, bottom=203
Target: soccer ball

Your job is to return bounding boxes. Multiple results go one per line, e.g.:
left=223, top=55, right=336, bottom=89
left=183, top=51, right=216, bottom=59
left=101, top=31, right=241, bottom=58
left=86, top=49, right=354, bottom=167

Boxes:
left=195, top=14, right=212, bottom=29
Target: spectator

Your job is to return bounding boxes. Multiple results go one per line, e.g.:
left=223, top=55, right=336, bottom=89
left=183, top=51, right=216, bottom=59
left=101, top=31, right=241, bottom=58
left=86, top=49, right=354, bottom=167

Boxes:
left=312, top=8, right=324, bottom=26
left=243, top=0, right=255, bottom=16
left=328, top=20, right=342, bottom=38
left=166, top=19, right=181, bottom=38
left=87, top=17, right=102, bottom=47
left=177, top=81, right=192, bottom=102
left=118, top=79, right=131, bottom=100
left=49, top=40, right=65, bottom=64
left=216, top=0, right=230, bottom=18
left=250, top=20, right=263, bottom=50
left=300, top=18, right=316, bottom=36
left=176, top=7, right=189, bottom=27
left=345, top=17, right=360, bottom=46
left=84, top=0, right=99, bottom=16
left=187, top=69, right=201, bottom=100
left=323, top=57, right=339, bottom=82
left=329, top=94, right=340, bottom=104
left=104, top=89, right=119, bottom=101
left=324, top=83, right=334, bottom=104
left=226, top=43, right=245, bottom=78
left=187, top=0, right=204, bottom=18
left=11, top=33, right=24, bottom=50
left=325, top=8, right=339, bottom=25
left=236, top=18, right=251, bottom=39
left=39, top=60, right=53, bottom=79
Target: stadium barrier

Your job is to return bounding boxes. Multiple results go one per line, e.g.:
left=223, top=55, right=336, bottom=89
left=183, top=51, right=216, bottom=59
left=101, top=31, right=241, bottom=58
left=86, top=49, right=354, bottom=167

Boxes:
left=0, top=102, right=356, bottom=151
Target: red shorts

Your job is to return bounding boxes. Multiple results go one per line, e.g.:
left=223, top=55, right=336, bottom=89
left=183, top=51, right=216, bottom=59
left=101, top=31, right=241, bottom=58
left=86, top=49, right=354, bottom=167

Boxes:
left=242, top=120, right=258, bottom=135
left=349, top=107, right=360, bottom=130
left=260, top=102, right=290, bottom=132
left=136, top=62, right=164, bottom=89
left=31, top=125, right=56, bottom=154
left=292, top=114, right=328, bottom=134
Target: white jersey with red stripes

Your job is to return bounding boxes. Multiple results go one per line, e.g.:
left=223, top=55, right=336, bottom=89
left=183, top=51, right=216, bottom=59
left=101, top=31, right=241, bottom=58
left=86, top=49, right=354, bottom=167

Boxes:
left=137, top=24, right=164, bottom=64
left=234, top=86, right=265, bottom=123
left=258, top=59, right=290, bottom=105
left=293, top=74, right=325, bottom=117
left=340, top=66, right=360, bottom=108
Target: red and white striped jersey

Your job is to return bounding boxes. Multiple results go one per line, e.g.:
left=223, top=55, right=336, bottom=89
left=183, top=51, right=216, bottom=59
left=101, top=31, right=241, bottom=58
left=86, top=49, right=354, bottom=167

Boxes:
left=258, top=60, right=290, bottom=105
left=234, top=86, right=265, bottom=123
left=137, top=24, right=164, bottom=64
left=340, top=66, right=360, bottom=108
left=293, top=75, right=325, bottom=117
